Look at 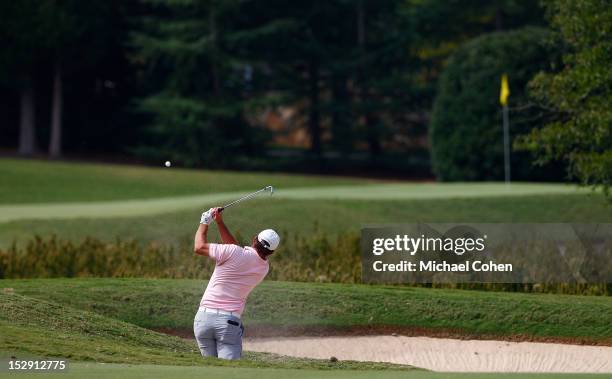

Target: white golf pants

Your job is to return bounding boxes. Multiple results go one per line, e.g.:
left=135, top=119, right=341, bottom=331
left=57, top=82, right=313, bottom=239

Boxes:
left=193, top=308, right=244, bottom=359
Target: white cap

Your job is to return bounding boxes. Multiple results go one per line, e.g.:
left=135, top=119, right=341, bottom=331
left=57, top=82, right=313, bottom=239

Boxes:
left=258, top=229, right=280, bottom=251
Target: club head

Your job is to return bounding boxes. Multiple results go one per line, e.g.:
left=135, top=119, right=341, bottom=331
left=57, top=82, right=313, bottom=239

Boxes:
left=266, top=185, right=274, bottom=195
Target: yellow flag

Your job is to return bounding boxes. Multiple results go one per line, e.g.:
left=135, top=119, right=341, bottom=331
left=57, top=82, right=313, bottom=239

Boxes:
left=500, top=74, right=510, bottom=106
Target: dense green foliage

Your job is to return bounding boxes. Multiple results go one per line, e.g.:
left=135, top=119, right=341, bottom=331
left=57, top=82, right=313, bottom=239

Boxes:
left=430, top=27, right=562, bottom=181
left=129, top=0, right=419, bottom=166
left=517, top=0, right=612, bottom=197
left=4, top=279, right=612, bottom=341
left=0, top=1, right=553, bottom=176
left=131, top=0, right=263, bottom=167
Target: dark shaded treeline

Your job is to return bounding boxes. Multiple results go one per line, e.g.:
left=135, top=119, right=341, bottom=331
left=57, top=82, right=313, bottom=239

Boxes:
left=0, top=0, right=545, bottom=176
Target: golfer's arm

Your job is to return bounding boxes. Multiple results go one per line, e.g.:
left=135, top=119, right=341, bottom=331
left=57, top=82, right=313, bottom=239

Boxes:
left=194, top=224, right=210, bottom=256
left=217, top=220, right=239, bottom=245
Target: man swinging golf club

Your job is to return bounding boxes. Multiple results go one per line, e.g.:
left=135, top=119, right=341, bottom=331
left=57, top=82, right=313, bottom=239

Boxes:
left=193, top=206, right=280, bottom=360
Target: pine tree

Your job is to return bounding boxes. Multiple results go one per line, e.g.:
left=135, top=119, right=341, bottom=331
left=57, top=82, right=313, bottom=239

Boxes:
left=131, top=0, right=260, bottom=167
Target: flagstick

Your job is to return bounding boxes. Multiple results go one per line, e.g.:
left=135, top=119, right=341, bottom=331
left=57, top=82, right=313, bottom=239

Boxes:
left=500, top=74, right=511, bottom=189
left=502, top=104, right=511, bottom=187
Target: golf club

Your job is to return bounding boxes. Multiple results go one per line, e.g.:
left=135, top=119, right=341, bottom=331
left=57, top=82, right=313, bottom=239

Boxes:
left=219, top=185, right=274, bottom=212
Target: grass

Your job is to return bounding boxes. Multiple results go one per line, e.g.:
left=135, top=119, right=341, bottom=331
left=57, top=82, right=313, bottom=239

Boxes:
left=1, top=184, right=597, bottom=223
left=0, top=158, right=366, bottom=204
left=2, top=279, right=609, bottom=377
left=0, top=158, right=608, bottom=248
left=1, top=160, right=610, bottom=377
left=1, top=195, right=609, bottom=248
left=0, top=158, right=593, bottom=205
left=0, top=291, right=412, bottom=371
left=1, top=362, right=606, bottom=379
left=3, top=278, right=611, bottom=342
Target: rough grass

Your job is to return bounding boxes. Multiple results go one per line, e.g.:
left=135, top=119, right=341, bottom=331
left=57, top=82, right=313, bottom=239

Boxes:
left=0, top=233, right=364, bottom=283
left=3, top=279, right=611, bottom=342
left=0, top=292, right=413, bottom=371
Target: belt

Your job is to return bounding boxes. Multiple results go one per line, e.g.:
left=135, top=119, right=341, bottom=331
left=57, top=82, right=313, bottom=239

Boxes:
left=199, top=307, right=241, bottom=319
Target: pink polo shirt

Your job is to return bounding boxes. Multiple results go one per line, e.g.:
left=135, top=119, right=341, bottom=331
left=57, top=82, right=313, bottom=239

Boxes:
left=200, top=243, right=269, bottom=315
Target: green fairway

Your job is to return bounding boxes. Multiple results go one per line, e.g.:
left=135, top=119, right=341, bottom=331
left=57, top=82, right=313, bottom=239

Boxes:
left=3, top=279, right=611, bottom=342
left=0, top=182, right=595, bottom=223
left=1, top=158, right=608, bottom=248
left=0, top=160, right=597, bottom=224
left=1, top=194, right=609, bottom=248
left=0, top=159, right=591, bottom=206
left=1, top=362, right=606, bottom=379
left=0, top=183, right=593, bottom=223
left=0, top=158, right=365, bottom=204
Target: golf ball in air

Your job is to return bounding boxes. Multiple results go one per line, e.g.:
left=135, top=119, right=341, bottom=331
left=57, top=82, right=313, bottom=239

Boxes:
left=165, top=161, right=171, bottom=167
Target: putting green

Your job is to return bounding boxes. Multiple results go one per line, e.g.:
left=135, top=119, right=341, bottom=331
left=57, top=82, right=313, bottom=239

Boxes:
left=0, top=183, right=588, bottom=222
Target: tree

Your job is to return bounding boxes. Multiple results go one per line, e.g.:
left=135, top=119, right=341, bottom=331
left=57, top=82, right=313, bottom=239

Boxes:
left=231, top=0, right=414, bottom=159
left=132, top=0, right=262, bottom=167
left=430, top=27, right=563, bottom=181
left=0, top=1, right=120, bottom=157
left=44, top=1, right=120, bottom=158
left=351, top=0, right=547, bottom=161
left=128, top=0, right=549, bottom=170
left=241, top=0, right=355, bottom=156
left=0, top=1, right=52, bottom=155
left=517, top=0, right=612, bottom=196
left=44, top=1, right=75, bottom=158
left=43, top=2, right=73, bottom=158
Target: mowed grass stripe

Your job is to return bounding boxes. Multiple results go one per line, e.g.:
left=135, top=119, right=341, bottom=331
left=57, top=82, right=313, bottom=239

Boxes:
left=1, top=362, right=601, bottom=379
left=0, top=192, right=242, bottom=222
left=1, top=195, right=609, bottom=248
left=276, top=182, right=588, bottom=200
left=0, top=183, right=591, bottom=222
left=0, top=158, right=367, bottom=204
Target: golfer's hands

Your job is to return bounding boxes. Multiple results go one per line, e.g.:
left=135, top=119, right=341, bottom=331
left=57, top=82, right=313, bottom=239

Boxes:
left=212, top=207, right=223, bottom=223
left=200, top=208, right=214, bottom=225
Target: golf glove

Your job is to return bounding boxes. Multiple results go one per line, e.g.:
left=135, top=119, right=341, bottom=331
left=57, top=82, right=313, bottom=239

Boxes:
left=200, top=209, right=213, bottom=225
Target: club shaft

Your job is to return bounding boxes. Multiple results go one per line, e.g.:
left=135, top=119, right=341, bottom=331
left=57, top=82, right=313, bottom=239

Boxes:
left=223, top=189, right=266, bottom=209
left=221, top=186, right=272, bottom=210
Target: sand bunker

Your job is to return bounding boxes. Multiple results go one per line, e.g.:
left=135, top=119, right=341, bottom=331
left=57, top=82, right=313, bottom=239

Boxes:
left=244, top=335, right=612, bottom=373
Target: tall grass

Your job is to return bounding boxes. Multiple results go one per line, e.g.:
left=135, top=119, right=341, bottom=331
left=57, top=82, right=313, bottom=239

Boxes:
left=0, top=236, right=211, bottom=279
left=0, top=231, right=360, bottom=282
left=0, top=234, right=608, bottom=295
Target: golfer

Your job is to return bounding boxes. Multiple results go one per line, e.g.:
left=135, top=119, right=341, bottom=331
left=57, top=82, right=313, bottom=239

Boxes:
left=193, top=207, right=280, bottom=360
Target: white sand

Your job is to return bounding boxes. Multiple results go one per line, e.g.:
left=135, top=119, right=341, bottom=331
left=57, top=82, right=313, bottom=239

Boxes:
left=244, top=335, right=612, bottom=373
